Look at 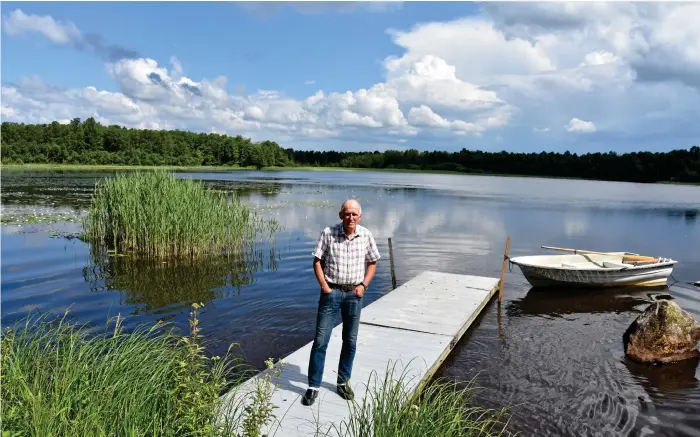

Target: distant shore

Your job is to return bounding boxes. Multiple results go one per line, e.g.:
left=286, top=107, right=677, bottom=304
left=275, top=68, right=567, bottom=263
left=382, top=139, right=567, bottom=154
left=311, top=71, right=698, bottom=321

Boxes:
left=2, top=163, right=698, bottom=185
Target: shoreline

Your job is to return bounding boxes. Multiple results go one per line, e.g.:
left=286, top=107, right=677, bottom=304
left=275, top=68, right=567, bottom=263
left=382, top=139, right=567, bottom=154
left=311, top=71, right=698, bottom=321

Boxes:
left=2, top=163, right=698, bottom=186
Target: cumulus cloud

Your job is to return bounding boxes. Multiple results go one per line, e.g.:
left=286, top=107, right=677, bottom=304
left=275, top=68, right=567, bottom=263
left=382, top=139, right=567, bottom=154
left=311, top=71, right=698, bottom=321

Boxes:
left=566, top=118, right=597, bottom=134
left=385, top=2, right=698, bottom=150
left=387, top=17, right=555, bottom=85
left=483, top=2, right=700, bottom=90
left=2, top=3, right=699, bottom=153
left=3, top=44, right=511, bottom=144
left=2, top=9, right=139, bottom=61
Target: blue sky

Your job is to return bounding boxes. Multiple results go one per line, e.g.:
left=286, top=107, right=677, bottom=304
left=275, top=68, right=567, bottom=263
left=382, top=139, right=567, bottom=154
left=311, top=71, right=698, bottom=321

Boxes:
left=2, top=1, right=699, bottom=154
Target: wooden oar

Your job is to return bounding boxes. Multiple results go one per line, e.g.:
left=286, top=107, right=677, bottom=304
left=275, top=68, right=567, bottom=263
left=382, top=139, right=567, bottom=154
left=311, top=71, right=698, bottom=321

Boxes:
left=541, top=245, right=658, bottom=262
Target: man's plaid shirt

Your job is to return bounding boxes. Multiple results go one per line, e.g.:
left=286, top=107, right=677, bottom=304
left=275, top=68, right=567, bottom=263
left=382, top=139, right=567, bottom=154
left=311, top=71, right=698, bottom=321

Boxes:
left=312, top=222, right=381, bottom=285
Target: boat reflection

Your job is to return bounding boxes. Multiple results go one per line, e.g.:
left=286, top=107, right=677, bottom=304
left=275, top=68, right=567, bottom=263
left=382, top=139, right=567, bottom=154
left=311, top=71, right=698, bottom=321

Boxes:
left=506, top=285, right=668, bottom=318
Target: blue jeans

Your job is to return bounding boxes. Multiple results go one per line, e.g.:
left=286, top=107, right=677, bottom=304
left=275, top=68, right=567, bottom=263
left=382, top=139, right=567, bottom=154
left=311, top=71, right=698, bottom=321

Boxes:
left=308, top=288, right=363, bottom=388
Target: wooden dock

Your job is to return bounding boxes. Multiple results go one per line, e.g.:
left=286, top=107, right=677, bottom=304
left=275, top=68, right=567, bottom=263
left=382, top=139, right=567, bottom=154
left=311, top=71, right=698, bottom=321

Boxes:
left=217, top=271, right=500, bottom=437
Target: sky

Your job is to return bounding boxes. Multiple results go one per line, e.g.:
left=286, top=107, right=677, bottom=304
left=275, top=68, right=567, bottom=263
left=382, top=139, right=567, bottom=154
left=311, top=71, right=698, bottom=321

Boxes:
left=2, top=1, right=699, bottom=154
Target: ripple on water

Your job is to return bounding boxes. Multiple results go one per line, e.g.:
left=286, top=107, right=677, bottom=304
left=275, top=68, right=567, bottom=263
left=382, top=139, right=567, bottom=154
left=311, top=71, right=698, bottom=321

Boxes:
left=2, top=170, right=700, bottom=437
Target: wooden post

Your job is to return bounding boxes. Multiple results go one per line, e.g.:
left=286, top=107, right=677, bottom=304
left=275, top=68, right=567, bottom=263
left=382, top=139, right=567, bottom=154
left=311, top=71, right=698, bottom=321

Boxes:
left=497, top=301, right=503, bottom=339
left=388, top=237, right=397, bottom=290
left=499, top=235, right=510, bottom=301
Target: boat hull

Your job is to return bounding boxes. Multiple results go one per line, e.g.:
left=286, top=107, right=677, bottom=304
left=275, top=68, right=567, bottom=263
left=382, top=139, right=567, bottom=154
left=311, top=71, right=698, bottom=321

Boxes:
left=510, top=254, right=676, bottom=288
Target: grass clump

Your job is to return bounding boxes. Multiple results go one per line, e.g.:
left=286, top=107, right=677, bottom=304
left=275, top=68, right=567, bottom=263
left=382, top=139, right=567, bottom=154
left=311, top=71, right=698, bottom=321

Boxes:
left=0, top=305, right=250, bottom=437
left=334, top=363, right=512, bottom=437
left=82, top=170, right=278, bottom=259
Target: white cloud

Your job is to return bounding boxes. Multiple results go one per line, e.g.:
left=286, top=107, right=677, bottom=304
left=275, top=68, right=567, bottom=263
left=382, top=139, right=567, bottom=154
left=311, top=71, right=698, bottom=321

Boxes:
left=387, top=17, right=555, bottom=85
left=2, top=9, right=80, bottom=44
left=385, top=54, right=504, bottom=111
left=2, top=4, right=699, bottom=153
left=170, top=56, right=184, bottom=80
left=2, top=9, right=138, bottom=61
left=566, top=118, right=597, bottom=134
left=484, top=2, right=700, bottom=89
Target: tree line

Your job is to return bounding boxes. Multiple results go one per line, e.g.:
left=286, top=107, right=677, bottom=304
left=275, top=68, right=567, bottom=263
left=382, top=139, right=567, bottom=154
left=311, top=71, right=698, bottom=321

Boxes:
left=1, top=118, right=698, bottom=183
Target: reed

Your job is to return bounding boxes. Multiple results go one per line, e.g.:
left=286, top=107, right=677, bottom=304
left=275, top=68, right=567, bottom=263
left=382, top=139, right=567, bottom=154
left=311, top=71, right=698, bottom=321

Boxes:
left=333, top=363, right=513, bottom=437
left=0, top=306, right=251, bottom=437
left=82, top=170, right=278, bottom=259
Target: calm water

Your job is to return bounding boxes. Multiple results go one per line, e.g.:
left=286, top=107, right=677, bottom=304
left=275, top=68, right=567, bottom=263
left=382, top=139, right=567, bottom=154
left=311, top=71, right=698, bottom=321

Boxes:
left=2, top=169, right=700, bottom=437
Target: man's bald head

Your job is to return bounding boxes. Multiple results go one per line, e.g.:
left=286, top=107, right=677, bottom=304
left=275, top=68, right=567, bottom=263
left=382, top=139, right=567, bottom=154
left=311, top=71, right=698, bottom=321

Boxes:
left=340, top=199, right=362, bottom=215
left=339, top=199, right=362, bottom=234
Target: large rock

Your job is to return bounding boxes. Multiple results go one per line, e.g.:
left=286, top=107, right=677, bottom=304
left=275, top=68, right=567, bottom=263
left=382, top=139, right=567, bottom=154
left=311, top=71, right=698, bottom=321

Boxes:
left=623, top=300, right=700, bottom=364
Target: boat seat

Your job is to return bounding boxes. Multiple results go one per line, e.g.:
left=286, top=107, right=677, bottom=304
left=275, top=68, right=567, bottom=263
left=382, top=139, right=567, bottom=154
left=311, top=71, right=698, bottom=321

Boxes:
left=602, top=261, right=633, bottom=268
left=561, top=263, right=585, bottom=269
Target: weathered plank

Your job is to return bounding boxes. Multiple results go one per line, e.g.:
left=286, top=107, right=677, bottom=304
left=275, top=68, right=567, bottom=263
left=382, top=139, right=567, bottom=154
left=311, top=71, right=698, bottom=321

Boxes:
left=217, top=271, right=500, bottom=437
left=360, top=271, right=500, bottom=337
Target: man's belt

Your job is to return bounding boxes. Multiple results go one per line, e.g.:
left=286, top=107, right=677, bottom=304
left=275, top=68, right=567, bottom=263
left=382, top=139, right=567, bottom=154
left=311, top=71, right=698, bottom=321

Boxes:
left=328, top=282, right=358, bottom=291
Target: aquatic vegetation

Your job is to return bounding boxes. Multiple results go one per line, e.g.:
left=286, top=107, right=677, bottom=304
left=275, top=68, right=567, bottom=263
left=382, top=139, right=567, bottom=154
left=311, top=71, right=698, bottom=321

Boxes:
left=335, top=363, right=512, bottom=437
left=82, top=171, right=279, bottom=259
left=0, top=305, right=255, bottom=437
left=0, top=207, right=86, bottom=226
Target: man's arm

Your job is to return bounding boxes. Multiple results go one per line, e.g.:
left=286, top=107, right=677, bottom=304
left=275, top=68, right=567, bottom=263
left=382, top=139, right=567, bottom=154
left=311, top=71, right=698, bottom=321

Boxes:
left=313, top=257, right=332, bottom=293
left=355, top=232, right=381, bottom=297
left=311, top=229, right=331, bottom=293
left=364, top=262, right=377, bottom=287
left=355, top=261, right=377, bottom=297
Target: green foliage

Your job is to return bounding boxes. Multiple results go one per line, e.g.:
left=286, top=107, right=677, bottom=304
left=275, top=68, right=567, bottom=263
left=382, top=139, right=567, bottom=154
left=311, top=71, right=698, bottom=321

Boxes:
left=241, top=358, right=283, bottom=437
left=0, top=118, right=290, bottom=168
left=291, top=146, right=700, bottom=184
left=81, top=171, right=278, bottom=259
left=172, top=303, right=224, bottom=436
left=0, top=306, right=243, bottom=437
left=1, top=312, right=513, bottom=437
left=336, top=363, right=513, bottom=437
left=2, top=119, right=698, bottom=182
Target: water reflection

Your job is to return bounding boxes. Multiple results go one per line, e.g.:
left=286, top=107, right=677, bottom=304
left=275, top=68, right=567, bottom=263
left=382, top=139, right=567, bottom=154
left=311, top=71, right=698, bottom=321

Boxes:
left=2, top=169, right=699, bottom=437
left=507, top=287, right=659, bottom=318
left=82, top=242, right=279, bottom=316
left=666, top=208, right=699, bottom=222
left=625, top=356, right=700, bottom=396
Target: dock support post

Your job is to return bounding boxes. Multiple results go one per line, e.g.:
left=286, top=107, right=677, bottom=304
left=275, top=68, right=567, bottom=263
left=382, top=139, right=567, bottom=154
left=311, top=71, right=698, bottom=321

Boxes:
left=388, top=237, right=397, bottom=290
left=499, top=235, right=510, bottom=301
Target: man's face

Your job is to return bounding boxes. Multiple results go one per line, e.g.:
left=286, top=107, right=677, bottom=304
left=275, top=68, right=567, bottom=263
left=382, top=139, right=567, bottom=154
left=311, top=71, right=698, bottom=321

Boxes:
left=340, top=202, right=362, bottom=233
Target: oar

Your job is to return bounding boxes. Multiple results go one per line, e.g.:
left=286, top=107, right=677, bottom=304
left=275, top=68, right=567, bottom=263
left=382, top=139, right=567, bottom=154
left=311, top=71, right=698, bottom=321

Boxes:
left=541, top=246, right=658, bottom=262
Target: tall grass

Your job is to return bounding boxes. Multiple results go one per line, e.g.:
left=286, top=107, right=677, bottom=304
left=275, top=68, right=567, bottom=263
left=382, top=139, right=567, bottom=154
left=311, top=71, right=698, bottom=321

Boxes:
left=2, top=311, right=513, bottom=437
left=0, top=305, right=246, bottom=436
left=330, top=363, right=513, bottom=437
left=82, top=171, right=278, bottom=259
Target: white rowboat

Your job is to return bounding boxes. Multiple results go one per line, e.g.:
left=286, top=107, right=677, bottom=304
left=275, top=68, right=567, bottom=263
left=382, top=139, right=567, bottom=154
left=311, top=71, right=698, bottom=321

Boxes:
left=509, top=252, right=677, bottom=288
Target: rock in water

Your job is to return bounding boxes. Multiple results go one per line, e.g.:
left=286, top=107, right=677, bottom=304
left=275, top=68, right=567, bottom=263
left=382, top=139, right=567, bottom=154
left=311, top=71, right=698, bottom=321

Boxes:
left=623, top=300, right=700, bottom=364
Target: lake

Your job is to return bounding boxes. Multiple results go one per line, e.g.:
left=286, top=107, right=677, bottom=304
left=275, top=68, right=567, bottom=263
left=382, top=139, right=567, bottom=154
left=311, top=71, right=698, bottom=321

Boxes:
left=2, top=169, right=699, bottom=437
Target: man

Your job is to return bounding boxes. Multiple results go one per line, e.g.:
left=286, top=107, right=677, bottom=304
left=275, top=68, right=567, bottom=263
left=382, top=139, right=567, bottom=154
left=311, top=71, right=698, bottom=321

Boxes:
left=302, top=199, right=380, bottom=406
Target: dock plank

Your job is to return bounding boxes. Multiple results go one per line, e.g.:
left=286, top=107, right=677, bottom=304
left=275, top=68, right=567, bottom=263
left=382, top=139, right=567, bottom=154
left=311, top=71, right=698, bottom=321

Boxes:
left=360, top=271, right=499, bottom=336
left=217, top=271, right=500, bottom=437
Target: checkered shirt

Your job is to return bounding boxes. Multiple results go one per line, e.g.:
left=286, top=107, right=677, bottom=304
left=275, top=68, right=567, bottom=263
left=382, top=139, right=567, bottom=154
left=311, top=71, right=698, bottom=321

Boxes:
left=312, top=222, right=381, bottom=285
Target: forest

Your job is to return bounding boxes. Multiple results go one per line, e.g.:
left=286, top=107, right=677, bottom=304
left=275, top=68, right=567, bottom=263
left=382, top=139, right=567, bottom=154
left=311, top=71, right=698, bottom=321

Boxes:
left=1, top=118, right=698, bottom=183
